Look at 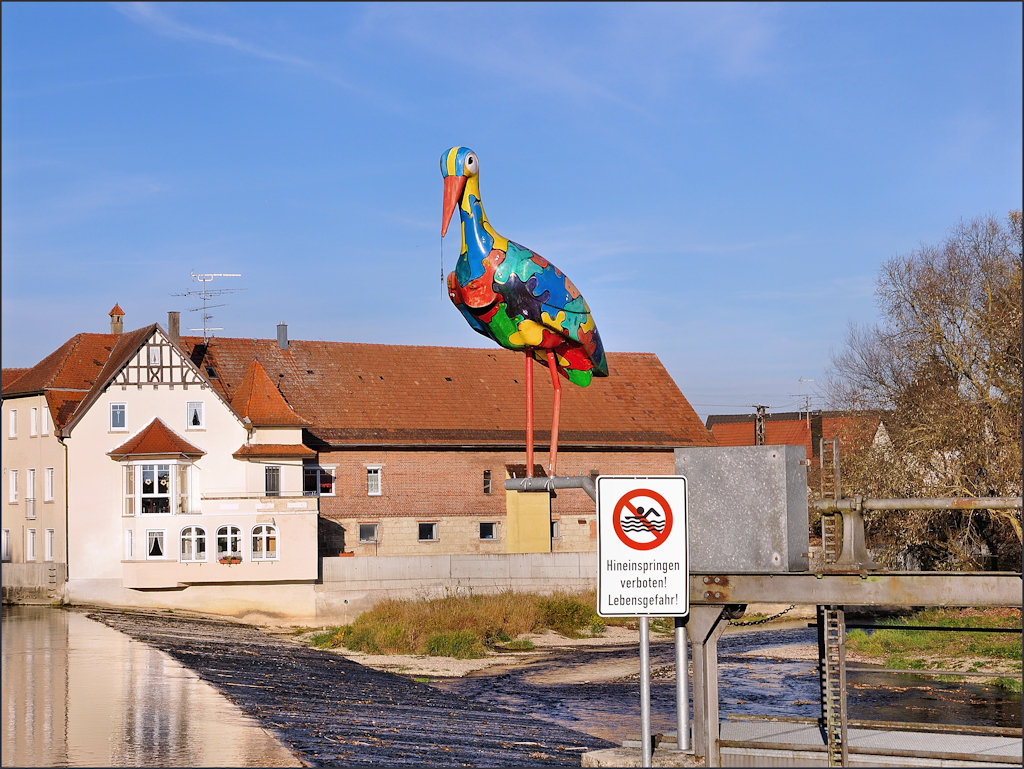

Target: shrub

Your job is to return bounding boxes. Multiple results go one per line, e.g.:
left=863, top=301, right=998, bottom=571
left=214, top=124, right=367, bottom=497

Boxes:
left=425, top=630, right=485, bottom=658
left=538, top=593, right=600, bottom=639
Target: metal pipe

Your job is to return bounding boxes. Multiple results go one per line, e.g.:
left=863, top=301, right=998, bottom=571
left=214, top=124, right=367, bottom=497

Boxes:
left=717, top=740, right=1023, bottom=764
left=814, top=496, right=1022, bottom=512
left=640, top=616, right=652, bottom=768
left=504, top=475, right=597, bottom=501
left=674, top=618, right=690, bottom=751
left=525, top=355, right=534, bottom=477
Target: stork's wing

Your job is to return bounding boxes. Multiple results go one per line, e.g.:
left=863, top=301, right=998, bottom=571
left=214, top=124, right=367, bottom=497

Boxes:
left=495, top=242, right=608, bottom=383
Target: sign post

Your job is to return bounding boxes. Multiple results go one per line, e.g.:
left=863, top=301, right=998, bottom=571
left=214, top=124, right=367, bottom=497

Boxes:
left=598, top=476, right=689, bottom=766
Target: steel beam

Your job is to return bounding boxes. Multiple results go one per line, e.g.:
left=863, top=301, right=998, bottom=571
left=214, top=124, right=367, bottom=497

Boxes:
left=688, top=605, right=728, bottom=767
left=690, top=572, right=1022, bottom=607
left=813, top=496, right=1022, bottom=512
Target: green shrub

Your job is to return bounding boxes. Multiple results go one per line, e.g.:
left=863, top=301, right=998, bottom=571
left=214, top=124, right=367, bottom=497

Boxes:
left=504, top=638, right=536, bottom=651
left=309, top=627, right=346, bottom=649
left=538, top=593, right=600, bottom=638
left=425, top=630, right=485, bottom=658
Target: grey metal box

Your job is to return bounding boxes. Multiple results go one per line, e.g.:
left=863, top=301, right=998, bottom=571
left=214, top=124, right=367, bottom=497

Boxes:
left=674, top=445, right=808, bottom=573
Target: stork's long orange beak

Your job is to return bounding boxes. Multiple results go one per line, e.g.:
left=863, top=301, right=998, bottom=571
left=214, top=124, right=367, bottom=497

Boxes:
left=442, top=175, right=466, bottom=237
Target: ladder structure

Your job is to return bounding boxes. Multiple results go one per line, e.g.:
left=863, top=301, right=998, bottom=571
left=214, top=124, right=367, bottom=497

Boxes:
left=818, top=605, right=849, bottom=767
left=819, top=437, right=840, bottom=499
left=821, top=514, right=840, bottom=566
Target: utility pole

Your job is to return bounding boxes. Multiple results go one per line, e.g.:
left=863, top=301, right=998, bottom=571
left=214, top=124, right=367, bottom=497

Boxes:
left=752, top=404, right=769, bottom=446
left=791, top=378, right=815, bottom=428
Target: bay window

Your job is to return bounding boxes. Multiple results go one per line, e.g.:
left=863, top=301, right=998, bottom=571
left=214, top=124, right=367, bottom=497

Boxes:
left=122, top=461, right=192, bottom=516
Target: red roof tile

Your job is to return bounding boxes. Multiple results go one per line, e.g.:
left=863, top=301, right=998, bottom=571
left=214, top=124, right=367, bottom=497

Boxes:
left=109, top=304, right=125, bottom=316
left=2, top=368, right=29, bottom=391
left=232, top=444, right=317, bottom=459
left=108, top=418, right=206, bottom=459
left=231, top=360, right=309, bottom=427
left=180, top=337, right=714, bottom=449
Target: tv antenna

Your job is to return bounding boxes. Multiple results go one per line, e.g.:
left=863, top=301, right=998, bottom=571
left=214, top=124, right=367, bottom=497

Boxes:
left=790, top=379, right=815, bottom=427
left=172, top=272, right=245, bottom=342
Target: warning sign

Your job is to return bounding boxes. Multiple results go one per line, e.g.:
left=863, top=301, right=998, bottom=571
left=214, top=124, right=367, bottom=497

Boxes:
left=597, top=476, right=688, bottom=617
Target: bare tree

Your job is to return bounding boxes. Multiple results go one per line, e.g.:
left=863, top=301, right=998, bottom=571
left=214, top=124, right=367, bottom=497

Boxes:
left=823, top=212, right=1022, bottom=570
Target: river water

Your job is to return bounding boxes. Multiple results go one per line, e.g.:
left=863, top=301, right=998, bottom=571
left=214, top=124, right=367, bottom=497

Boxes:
left=1, top=606, right=300, bottom=768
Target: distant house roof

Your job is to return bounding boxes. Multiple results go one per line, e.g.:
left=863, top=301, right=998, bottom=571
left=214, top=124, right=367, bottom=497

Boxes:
left=231, top=360, right=309, bottom=427
left=705, top=411, right=883, bottom=459
left=180, top=337, right=715, bottom=450
left=108, top=418, right=206, bottom=459
left=109, top=303, right=125, bottom=317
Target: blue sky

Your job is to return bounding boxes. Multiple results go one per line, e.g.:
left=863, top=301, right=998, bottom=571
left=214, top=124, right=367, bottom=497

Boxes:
left=3, top=2, right=1021, bottom=420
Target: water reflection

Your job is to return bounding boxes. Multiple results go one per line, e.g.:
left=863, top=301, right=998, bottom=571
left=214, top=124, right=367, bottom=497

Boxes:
left=2, top=606, right=300, bottom=768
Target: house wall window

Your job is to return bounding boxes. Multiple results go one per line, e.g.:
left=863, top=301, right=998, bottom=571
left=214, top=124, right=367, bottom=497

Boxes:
left=265, top=466, right=281, bottom=497
left=177, top=465, right=189, bottom=514
left=30, top=408, right=38, bottom=437
left=1, top=529, right=10, bottom=562
left=367, top=466, right=381, bottom=496
left=41, top=409, right=49, bottom=436
left=359, top=523, right=379, bottom=543
left=479, top=522, right=497, bottom=540
left=418, top=522, right=438, bottom=541
left=551, top=520, right=560, bottom=540
left=217, top=525, right=243, bottom=559
left=44, top=468, right=54, bottom=502
left=180, top=526, right=206, bottom=562
left=146, top=530, right=166, bottom=559
left=26, top=529, right=36, bottom=561
left=9, top=470, right=17, bottom=503
left=110, top=403, right=127, bottom=431
left=186, top=402, right=204, bottom=430
left=9, top=409, right=16, bottom=438
left=124, top=466, right=135, bottom=516
left=303, top=465, right=335, bottom=496
left=483, top=470, right=492, bottom=494
left=124, top=530, right=133, bottom=560
left=148, top=345, right=161, bottom=367
left=45, top=529, right=54, bottom=561
left=251, top=525, right=278, bottom=560
left=141, top=465, right=171, bottom=513
left=26, top=469, right=36, bottom=519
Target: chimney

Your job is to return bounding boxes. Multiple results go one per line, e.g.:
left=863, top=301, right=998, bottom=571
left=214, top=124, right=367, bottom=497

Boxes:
left=109, top=304, right=125, bottom=335
left=277, top=322, right=288, bottom=351
left=168, top=312, right=180, bottom=345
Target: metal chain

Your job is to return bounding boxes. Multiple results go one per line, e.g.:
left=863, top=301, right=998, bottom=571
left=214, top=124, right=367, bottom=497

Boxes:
left=729, top=604, right=797, bottom=626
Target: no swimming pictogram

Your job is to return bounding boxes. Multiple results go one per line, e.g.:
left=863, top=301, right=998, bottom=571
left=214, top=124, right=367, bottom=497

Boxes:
left=612, top=488, right=673, bottom=551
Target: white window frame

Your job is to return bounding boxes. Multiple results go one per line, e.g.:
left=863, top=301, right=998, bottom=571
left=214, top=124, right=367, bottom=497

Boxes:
left=139, top=464, right=172, bottom=514
left=217, top=525, right=243, bottom=561
left=41, top=408, right=49, bottom=436
left=367, top=466, right=381, bottom=496
left=551, top=519, right=560, bottom=540
left=44, top=468, right=54, bottom=502
left=251, top=524, right=278, bottom=561
left=148, top=345, right=161, bottom=367
left=9, top=469, right=17, bottom=503
left=9, top=409, right=16, bottom=438
left=145, top=529, right=167, bottom=560
left=110, top=402, right=127, bottom=432
left=479, top=522, right=498, bottom=540
left=418, top=521, right=438, bottom=542
left=26, top=529, right=37, bottom=561
left=186, top=401, right=204, bottom=430
left=25, top=469, right=36, bottom=519
left=45, top=529, right=54, bottom=561
left=1, top=529, right=10, bottom=562
left=358, top=522, right=379, bottom=543
left=30, top=407, right=38, bottom=437
left=303, top=464, right=336, bottom=497
left=124, top=529, right=133, bottom=560
left=180, top=526, right=207, bottom=563
left=265, top=465, right=281, bottom=497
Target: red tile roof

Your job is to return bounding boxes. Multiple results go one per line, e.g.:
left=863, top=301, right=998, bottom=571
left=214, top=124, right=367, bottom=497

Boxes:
left=108, top=418, right=206, bottom=459
left=2, top=368, right=29, bottom=391
left=231, top=360, right=309, bottom=427
left=232, top=444, right=317, bottom=459
left=109, top=304, right=125, bottom=316
left=180, top=337, right=715, bottom=449
left=706, top=412, right=883, bottom=460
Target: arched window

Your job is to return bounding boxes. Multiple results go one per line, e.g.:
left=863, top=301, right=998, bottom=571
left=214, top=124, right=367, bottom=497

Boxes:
left=180, top=526, right=206, bottom=562
left=217, top=525, right=242, bottom=561
left=251, top=525, right=278, bottom=561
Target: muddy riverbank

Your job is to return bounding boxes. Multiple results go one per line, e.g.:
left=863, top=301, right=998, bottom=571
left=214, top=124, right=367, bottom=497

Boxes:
left=86, top=608, right=612, bottom=767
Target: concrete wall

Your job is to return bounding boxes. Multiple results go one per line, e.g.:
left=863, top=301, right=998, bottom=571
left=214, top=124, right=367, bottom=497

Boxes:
left=1, top=562, right=66, bottom=602
left=315, top=552, right=598, bottom=623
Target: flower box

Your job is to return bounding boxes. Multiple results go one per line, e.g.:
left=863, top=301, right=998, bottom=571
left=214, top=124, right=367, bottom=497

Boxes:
left=219, top=556, right=242, bottom=565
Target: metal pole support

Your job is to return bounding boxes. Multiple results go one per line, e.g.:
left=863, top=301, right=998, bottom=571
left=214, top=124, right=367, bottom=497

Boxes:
left=640, top=616, right=652, bottom=767
left=688, top=605, right=728, bottom=767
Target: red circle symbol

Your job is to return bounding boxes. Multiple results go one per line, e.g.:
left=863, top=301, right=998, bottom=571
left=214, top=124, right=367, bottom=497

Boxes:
left=612, top=489, right=673, bottom=551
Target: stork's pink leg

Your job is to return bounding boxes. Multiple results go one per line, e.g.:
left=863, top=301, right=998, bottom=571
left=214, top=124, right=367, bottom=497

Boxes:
left=545, top=350, right=561, bottom=477
left=525, top=354, right=534, bottom=478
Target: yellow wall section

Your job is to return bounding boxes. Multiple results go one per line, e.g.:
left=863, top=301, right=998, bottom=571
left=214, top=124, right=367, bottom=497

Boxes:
left=505, top=487, right=551, bottom=554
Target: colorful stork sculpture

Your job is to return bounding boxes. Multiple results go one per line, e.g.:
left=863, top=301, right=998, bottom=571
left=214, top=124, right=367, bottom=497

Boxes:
left=441, top=146, right=608, bottom=477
